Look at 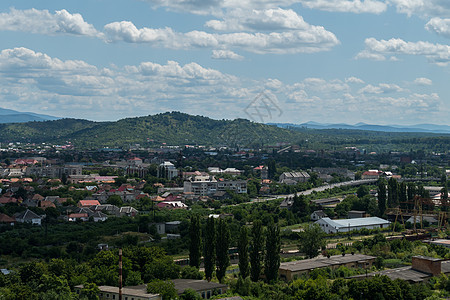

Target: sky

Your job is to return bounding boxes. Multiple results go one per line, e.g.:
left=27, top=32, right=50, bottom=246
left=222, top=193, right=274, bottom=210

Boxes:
left=0, top=0, right=449, bottom=125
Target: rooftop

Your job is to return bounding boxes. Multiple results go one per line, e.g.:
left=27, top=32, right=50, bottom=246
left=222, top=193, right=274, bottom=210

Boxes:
left=279, top=254, right=376, bottom=272
left=318, top=217, right=390, bottom=229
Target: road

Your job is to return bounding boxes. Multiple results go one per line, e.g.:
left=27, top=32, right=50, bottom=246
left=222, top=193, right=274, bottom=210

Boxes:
left=251, top=179, right=377, bottom=203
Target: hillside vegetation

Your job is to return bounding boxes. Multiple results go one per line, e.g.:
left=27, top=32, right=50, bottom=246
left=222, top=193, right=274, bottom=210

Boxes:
left=0, top=112, right=448, bottom=151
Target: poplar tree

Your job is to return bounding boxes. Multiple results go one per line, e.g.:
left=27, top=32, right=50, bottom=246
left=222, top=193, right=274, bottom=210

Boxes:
left=204, top=217, right=216, bottom=281
left=250, top=220, right=264, bottom=282
left=377, top=178, right=387, bottom=216
left=216, top=219, right=230, bottom=283
left=189, top=215, right=202, bottom=268
left=264, top=219, right=281, bottom=282
left=387, top=177, right=399, bottom=208
left=238, top=226, right=249, bottom=279
left=399, top=182, right=408, bottom=208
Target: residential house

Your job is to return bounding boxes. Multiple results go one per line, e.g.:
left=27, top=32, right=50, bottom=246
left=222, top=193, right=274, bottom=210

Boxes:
left=165, top=221, right=181, bottom=232
left=361, top=170, right=382, bottom=180
left=279, top=197, right=294, bottom=209
left=0, top=213, right=15, bottom=226
left=78, top=200, right=101, bottom=208
left=157, top=201, right=188, bottom=210
left=119, top=206, right=139, bottom=217
left=310, top=210, right=327, bottom=221
left=14, top=209, right=43, bottom=225
left=279, top=171, right=310, bottom=184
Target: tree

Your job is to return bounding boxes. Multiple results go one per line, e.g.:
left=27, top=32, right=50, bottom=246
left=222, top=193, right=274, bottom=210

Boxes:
left=267, top=160, right=276, bottom=179
left=216, top=219, right=230, bottom=283
left=180, top=288, right=202, bottom=300
left=80, top=282, right=100, bottom=300
left=357, top=185, right=369, bottom=198
left=407, top=182, right=416, bottom=201
left=298, top=223, right=326, bottom=259
left=189, top=215, right=202, bottom=268
left=250, top=220, right=264, bottom=282
left=399, top=182, right=407, bottom=208
left=292, top=194, right=310, bottom=219
left=441, top=186, right=449, bottom=212
left=107, top=195, right=123, bottom=207
left=387, top=177, right=399, bottom=208
left=204, top=217, right=215, bottom=281
left=264, top=219, right=281, bottom=282
left=238, top=226, right=249, bottom=279
left=147, top=279, right=178, bottom=300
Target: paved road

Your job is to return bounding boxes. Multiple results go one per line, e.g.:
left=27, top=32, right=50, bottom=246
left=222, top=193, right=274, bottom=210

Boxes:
left=251, top=179, right=377, bottom=203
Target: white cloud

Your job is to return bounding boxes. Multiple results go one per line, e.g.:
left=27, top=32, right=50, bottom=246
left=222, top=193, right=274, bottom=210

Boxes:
left=414, top=77, right=433, bottom=85
left=389, top=0, right=450, bottom=18
left=426, top=17, right=450, bottom=38
left=356, top=38, right=450, bottom=66
left=145, top=0, right=387, bottom=15
left=104, top=20, right=339, bottom=54
left=358, top=83, right=403, bottom=94
left=0, top=47, right=445, bottom=124
left=300, top=0, right=387, bottom=14
left=345, top=76, right=365, bottom=84
left=205, top=8, right=311, bottom=31
left=211, top=50, right=244, bottom=60
left=0, top=8, right=101, bottom=37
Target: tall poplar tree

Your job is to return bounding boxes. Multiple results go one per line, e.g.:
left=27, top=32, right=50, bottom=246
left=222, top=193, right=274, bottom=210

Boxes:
left=264, top=219, right=281, bottom=282
left=399, top=182, right=408, bottom=208
left=387, top=177, right=399, bottom=208
left=189, top=215, right=202, bottom=268
left=216, top=219, right=230, bottom=283
left=250, top=220, right=264, bottom=282
left=377, top=178, right=387, bottom=216
left=204, top=217, right=216, bottom=281
left=238, top=226, right=249, bottom=279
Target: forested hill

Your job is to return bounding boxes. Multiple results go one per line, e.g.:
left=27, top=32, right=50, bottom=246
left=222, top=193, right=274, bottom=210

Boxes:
left=0, top=112, right=448, bottom=151
left=0, top=112, right=300, bottom=148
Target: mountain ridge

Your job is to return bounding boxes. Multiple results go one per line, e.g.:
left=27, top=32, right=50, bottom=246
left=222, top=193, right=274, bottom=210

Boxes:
left=269, top=121, right=450, bottom=134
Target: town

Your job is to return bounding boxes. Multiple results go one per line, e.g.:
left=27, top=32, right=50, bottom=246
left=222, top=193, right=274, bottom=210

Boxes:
left=0, top=133, right=449, bottom=299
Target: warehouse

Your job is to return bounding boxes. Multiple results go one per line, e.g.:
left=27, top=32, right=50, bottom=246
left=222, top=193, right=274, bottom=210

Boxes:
left=315, top=217, right=390, bottom=234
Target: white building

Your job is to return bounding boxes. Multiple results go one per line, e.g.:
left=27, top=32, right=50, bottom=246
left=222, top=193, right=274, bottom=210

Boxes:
left=315, top=217, right=390, bottom=234
left=157, top=161, right=178, bottom=180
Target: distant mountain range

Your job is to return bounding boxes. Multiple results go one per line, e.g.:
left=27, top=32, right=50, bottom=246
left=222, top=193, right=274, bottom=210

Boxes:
left=269, top=122, right=450, bottom=134
left=0, top=108, right=60, bottom=123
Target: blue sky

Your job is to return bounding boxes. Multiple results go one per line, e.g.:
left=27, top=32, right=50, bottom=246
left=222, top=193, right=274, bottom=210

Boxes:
left=0, top=0, right=449, bottom=125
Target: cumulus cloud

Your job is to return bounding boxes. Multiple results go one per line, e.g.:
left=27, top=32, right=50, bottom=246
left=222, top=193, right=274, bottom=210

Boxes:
left=0, top=47, right=445, bottom=124
left=426, top=17, right=450, bottom=38
left=0, top=8, right=101, bottom=37
left=345, top=76, right=365, bottom=84
left=145, top=0, right=388, bottom=15
left=389, top=0, right=450, bottom=18
left=300, top=0, right=387, bottom=14
left=356, top=38, right=450, bottom=66
left=205, top=8, right=311, bottom=31
left=104, top=20, right=339, bottom=54
left=0, top=47, right=245, bottom=119
left=358, top=83, right=404, bottom=94
left=211, top=50, right=244, bottom=60
left=414, top=77, right=433, bottom=86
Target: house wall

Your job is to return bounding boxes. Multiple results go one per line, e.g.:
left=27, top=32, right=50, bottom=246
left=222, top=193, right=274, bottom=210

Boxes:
left=412, top=256, right=442, bottom=276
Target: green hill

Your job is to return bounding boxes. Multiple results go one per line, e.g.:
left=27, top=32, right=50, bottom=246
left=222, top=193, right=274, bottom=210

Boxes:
left=0, top=112, right=300, bottom=148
